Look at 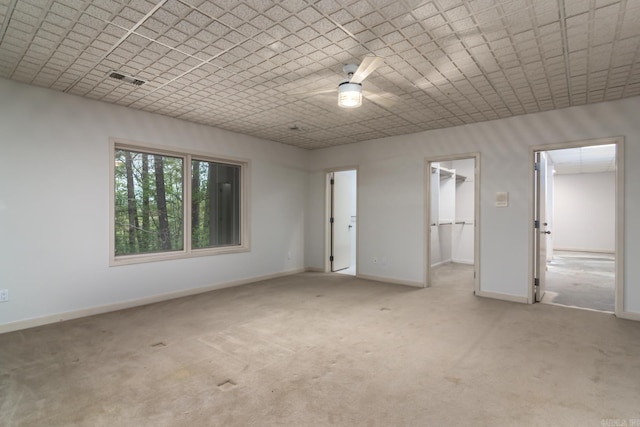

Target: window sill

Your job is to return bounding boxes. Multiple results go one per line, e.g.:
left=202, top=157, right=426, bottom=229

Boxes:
left=110, top=245, right=250, bottom=267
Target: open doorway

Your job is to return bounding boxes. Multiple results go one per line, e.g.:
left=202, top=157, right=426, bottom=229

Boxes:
left=326, top=169, right=357, bottom=275
left=532, top=138, right=623, bottom=314
left=426, top=154, right=479, bottom=292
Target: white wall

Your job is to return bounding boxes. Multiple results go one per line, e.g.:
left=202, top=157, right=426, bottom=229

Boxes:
left=0, top=78, right=307, bottom=330
left=553, top=172, right=615, bottom=252
left=3, top=77, right=640, bottom=329
left=306, top=96, right=640, bottom=316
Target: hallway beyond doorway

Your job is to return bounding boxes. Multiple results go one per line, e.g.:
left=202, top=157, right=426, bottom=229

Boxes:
left=327, top=169, right=357, bottom=274
left=336, top=264, right=356, bottom=276
left=542, top=250, right=615, bottom=312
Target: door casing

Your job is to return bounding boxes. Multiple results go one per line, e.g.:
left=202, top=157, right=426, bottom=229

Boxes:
left=324, top=167, right=358, bottom=273
left=533, top=151, right=549, bottom=302
left=425, top=153, right=481, bottom=292
left=529, top=137, right=625, bottom=317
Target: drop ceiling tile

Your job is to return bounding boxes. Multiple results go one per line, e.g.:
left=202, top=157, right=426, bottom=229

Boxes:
left=411, top=1, right=439, bottom=20
left=1, top=0, right=639, bottom=149
left=49, top=1, right=80, bottom=19
left=11, top=10, right=39, bottom=29
left=564, top=0, right=590, bottom=17
left=624, top=81, right=640, bottom=95
left=82, top=5, right=111, bottom=21
left=12, top=0, right=41, bottom=16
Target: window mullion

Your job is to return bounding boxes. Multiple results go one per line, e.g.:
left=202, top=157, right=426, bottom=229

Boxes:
left=185, top=154, right=192, bottom=254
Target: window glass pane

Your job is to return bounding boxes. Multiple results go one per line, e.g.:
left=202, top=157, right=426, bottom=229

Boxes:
left=114, top=149, right=184, bottom=256
left=191, top=160, right=241, bottom=249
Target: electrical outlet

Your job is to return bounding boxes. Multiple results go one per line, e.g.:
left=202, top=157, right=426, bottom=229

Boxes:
left=0, top=289, right=8, bottom=302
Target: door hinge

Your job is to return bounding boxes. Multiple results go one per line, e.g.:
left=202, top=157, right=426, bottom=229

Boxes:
left=534, top=162, right=540, bottom=171
left=330, top=178, right=334, bottom=185
left=330, top=255, right=334, bottom=262
left=330, top=217, right=334, bottom=224
left=534, top=220, right=540, bottom=229
left=534, top=278, right=539, bottom=287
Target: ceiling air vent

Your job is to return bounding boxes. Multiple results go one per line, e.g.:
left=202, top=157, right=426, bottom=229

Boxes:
left=107, top=71, right=147, bottom=86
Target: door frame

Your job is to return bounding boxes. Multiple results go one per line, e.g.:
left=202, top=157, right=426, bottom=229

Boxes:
left=528, top=136, right=624, bottom=317
left=424, top=153, right=481, bottom=293
left=324, top=167, right=359, bottom=274
left=533, top=151, right=549, bottom=302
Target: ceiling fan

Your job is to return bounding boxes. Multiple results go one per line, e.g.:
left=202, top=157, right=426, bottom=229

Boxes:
left=289, top=56, right=396, bottom=109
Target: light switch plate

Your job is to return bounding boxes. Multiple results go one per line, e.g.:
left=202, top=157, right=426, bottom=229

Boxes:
left=495, top=192, right=509, bottom=207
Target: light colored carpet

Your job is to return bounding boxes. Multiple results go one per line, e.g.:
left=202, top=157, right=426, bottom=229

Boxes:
left=1, top=269, right=639, bottom=426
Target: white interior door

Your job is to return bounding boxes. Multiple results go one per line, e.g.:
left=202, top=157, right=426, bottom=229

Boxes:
left=332, top=171, right=352, bottom=271
left=545, top=159, right=555, bottom=262
left=534, top=152, right=549, bottom=302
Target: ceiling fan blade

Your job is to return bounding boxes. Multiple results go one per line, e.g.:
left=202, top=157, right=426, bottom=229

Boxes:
left=350, top=56, right=384, bottom=84
left=362, top=81, right=398, bottom=108
left=364, top=92, right=397, bottom=109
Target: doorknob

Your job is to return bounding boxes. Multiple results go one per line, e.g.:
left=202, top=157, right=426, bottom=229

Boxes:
left=542, top=231, right=551, bottom=234
left=348, top=225, right=353, bottom=229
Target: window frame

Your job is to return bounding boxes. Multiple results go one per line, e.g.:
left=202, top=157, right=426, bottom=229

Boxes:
left=109, top=138, right=250, bottom=266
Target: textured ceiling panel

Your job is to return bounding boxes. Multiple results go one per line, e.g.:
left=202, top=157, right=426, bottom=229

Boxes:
left=1, top=0, right=640, bottom=149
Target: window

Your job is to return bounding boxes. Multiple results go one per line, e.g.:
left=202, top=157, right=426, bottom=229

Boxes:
left=191, top=160, right=241, bottom=249
left=110, top=139, right=249, bottom=265
left=114, top=149, right=184, bottom=256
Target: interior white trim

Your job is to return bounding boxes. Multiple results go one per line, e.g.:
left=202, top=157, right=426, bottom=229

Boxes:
left=528, top=136, right=625, bottom=316
left=452, top=259, right=475, bottom=265
left=324, top=166, right=359, bottom=274
left=618, top=311, right=640, bottom=322
left=616, top=139, right=625, bottom=316
left=0, top=268, right=306, bottom=334
left=424, top=153, right=481, bottom=294
left=553, top=248, right=616, bottom=254
left=357, top=273, right=423, bottom=288
left=475, top=290, right=528, bottom=304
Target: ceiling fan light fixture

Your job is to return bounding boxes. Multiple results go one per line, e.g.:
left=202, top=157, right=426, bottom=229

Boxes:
left=338, top=82, right=362, bottom=108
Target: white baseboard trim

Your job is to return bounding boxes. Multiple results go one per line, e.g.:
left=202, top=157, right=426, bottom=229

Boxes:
left=357, top=273, right=424, bottom=288
left=0, top=268, right=306, bottom=334
left=452, top=258, right=474, bottom=265
left=475, top=290, right=528, bottom=304
left=430, top=259, right=473, bottom=267
left=554, top=247, right=615, bottom=254
left=617, top=311, right=640, bottom=322
left=430, top=260, right=449, bottom=268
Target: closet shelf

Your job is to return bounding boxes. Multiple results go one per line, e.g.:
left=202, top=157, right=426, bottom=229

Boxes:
left=430, top=220, right=474, bottom=226
left=431, top=165, right=466, bottom=182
